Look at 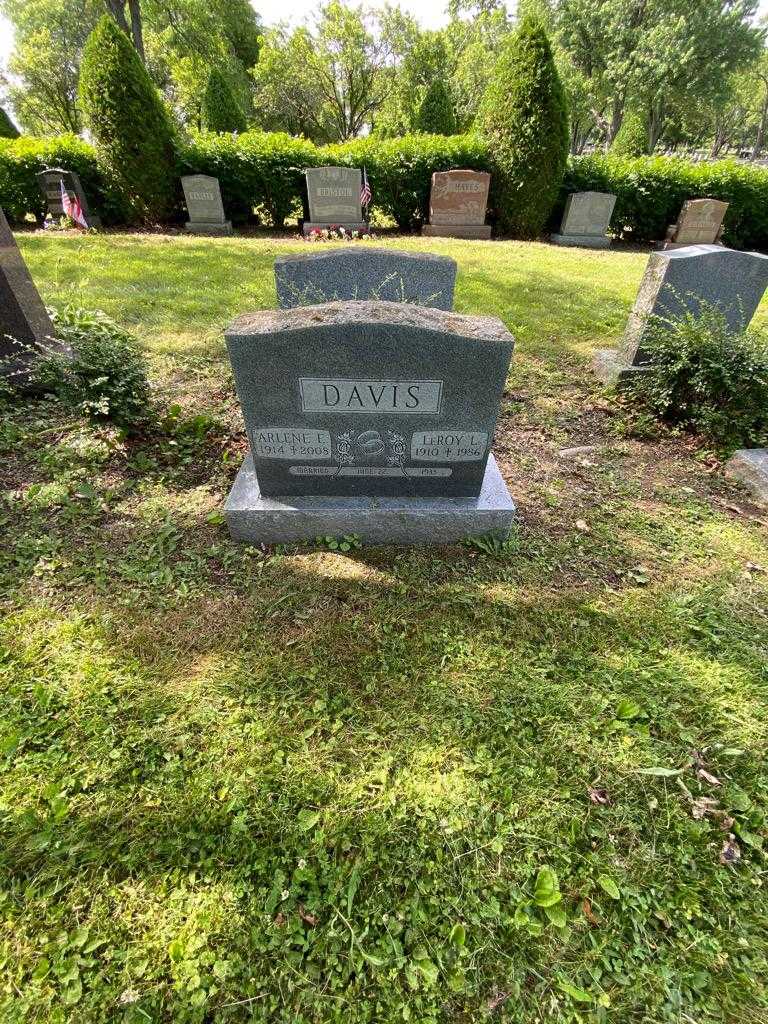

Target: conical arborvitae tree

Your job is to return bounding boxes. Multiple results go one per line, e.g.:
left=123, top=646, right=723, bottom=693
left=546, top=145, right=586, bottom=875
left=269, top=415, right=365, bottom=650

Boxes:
left=611, top=111, right=650, bottom=157
left=0, top=107, right=20, bottom=139
left=414, top=80, right=457, bottom=136
left=477, top=17, right=568, bottom=238
left=202, top=68, right=247, bottom=134
left=79, top=15, right=176, bottom=223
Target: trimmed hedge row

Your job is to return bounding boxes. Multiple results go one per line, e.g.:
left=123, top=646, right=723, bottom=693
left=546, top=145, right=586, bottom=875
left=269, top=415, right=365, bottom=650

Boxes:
left=3, top=131, right=768, bottom=249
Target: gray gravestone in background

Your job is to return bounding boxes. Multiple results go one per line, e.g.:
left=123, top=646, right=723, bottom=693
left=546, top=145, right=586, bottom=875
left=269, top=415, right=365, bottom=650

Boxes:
left=224, top=299, right=515, bottom=544
left=551, top=191, right=616, bottom=249
left=725, top=449, right=768, bottom=504
left=0, top=206, right=69, bottom=382
left=304, top=166, right=365, bottom=234
left=422, top=170, right=492, bottom=240
left=665, top=198, right=728, bottom=248
left=181, top=174, right=232, bottom=236
left=594, top=244, right=768, bottom=383
left=36, top=167, right=99, bottom=226
left=275, top=248, right=457, bottom=310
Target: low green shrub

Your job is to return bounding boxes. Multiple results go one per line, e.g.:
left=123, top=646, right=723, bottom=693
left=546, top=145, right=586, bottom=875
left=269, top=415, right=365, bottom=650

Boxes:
left=36, top=306, right=152, bottom=431
left=627, top=301, right=768, bottom=448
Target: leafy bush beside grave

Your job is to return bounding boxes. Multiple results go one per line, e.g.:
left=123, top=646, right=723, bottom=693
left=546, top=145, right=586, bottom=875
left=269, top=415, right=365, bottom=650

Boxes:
left=626, top=302, right=768, bottom=448
left=0, top=134, right=121, bottom=224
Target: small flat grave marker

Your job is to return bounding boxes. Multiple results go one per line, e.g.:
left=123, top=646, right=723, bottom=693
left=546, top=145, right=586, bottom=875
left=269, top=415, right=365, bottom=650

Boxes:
left=181, top=174, right=232, bottom=236
left=224, top=299, right=515, bottom=544
left=422, top=170, right=491, bottom=240
left=274, top=247, right=457, bottom=310
left=551, top=191, right=616, bottom=249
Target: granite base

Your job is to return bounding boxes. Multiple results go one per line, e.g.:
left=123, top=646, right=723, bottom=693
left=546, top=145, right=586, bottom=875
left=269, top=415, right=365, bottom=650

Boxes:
left=422, top=224, right=492, bottom=240
left=225, top=453, right=515, bottom=546
left=592, top=348, right=653, bottom=386
left=724, top=449, right=768, bottom=503
left=551, top=233, right=611, bottom=249
left=185, top=221, right=233, bottom=236
left=302, top=222, right=368, bottom=236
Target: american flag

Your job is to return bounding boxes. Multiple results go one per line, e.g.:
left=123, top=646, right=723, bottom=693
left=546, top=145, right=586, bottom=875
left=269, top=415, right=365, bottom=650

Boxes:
left=60, top=178, right=88, bottom=229
left=360, top=166, right=372, bottom=209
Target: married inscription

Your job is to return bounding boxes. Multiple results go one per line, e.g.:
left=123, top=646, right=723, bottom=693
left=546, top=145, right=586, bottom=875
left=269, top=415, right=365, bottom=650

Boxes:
left=299, top=378, right=443, bottom=414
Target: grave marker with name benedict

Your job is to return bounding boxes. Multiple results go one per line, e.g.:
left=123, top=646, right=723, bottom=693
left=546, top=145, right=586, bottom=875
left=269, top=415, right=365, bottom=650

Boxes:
left=181, top=174, right=232, bottom=235
left=224, top=299, right=515, bottom=544
left=422, top=170, right=491, bottom=239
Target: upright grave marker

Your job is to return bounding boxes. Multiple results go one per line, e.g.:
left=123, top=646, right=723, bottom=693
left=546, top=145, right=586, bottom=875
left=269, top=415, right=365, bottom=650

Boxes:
left=594, top=244, right=768, bottom=383
left=275, top=248, right=457, bottom=310
left=664, top=198, right=728, bottom=248
left=224, top=300, right=515, bottom=544
left=422, top=170, right=491, bottom=239
left=36, top=167, right=99, bottom=226
left=304, top=166, right=366, bottom=235
left=181, top=174, right=232, bottom=235
left=0, top=206, right=68, bottom=382
left=551, top=191, right=616, bottom=249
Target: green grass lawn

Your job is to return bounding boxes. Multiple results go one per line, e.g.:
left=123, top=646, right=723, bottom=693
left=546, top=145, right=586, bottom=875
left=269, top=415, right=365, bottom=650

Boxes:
left=2, top=232, right=768, bottom=1023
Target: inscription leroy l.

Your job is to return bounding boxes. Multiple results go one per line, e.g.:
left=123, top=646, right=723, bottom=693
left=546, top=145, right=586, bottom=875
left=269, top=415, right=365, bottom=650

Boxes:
left=411, top=430, right=488, bottom=462
left=299, top=378, right=443, bottom=414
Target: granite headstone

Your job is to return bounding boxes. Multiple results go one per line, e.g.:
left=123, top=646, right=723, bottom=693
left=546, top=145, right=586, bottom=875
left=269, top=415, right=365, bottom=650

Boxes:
left=0, top=206, right=68, bottom=382
left=665, top=198, right=728, bottom=248
left=304, top=166, right=365, bottom=235
left=725, top=449, right=768, bottom=504
left=422, top=170, right=491, bottom=240
left=274, top=248, right=457, bottom=310
left=181, top=174, right=232, bottom=236
left=224, top=300, right=515, bottom=544
left=36, top=167, right=99, bottom=227
left=594, top=244, right=768, bottom=383
left=551, top=191, right=616, bottom=249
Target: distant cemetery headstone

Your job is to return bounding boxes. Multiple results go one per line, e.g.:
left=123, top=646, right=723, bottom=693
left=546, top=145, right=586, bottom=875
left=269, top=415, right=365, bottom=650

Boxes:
left=665, top=198, right=728, bottom=248
left=594, top=244, right=768, bottom=383
left=274, top=248, right=457, bottom=310
left=36, top=167, right=99, bottom=227
left=181, top=174, right=232, bottom=236
left=224, top=299, right=515, bottom=544
left=422, top=170, right=491, bottom=239
left=0, top=206, right=69, bottom=383
left=304, top=166, right=365, bottom=234
left=725, top=449, right=768, bottom=504
left=551, top=191, right=616, bottom=249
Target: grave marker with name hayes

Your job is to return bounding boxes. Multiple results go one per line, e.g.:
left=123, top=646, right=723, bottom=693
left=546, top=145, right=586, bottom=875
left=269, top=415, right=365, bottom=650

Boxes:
left=225, top=300, right=515, bottom=544
left=422, top=170, right=492, bottom=239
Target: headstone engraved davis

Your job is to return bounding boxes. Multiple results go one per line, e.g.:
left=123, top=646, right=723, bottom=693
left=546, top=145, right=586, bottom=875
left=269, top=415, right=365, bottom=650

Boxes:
left=593, top=244, right=768, bottom=383
left=181, top=174, right=232, bottom=236
left=224, top=299, right=515, bottom=544
left=551, top=191, right=616, bottom=249
left=36, top=167, right=100, bottom=227
left=304, top=166, right=366, bottom=235
left=665, top=198, right=728, bottom=248
left=275, top=248, right=457, bottom=310
left=0, top=206, right=69, bottom=382
left=422, top=170, right=492, bottom=240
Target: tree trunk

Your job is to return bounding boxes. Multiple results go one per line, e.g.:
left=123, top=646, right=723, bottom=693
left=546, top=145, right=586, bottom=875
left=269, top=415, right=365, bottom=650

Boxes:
left=128, top=0, right=145, bottom=62
left=647, top=98, right=664, bottom=153
left=752, top=77, right=768, bottom=158
left=604, top=93, right=625, bottom=149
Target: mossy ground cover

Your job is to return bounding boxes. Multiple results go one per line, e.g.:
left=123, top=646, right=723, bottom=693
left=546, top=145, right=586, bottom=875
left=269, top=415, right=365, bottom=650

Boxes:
left=2, top=232, right=768, bottom=1024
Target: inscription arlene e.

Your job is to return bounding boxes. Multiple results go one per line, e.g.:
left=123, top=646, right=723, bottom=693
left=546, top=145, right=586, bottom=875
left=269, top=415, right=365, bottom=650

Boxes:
left=251, top=426, right=332, bottom=460
left=299, top=378, right=443, bottom=414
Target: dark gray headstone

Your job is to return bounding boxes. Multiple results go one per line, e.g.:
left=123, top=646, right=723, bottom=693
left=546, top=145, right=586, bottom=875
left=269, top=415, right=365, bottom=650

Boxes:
left=552, top=191, right=616, bottom=249
left=181, top=174, right=232, bottom=236
left=36, top=167, right=98, bottom=227
left=594, top=244, right=768, bottom=383
left=274, top=248, right=457, bottom=310
left=304, top=166, right=365, bottom=234
left=0, top=207, right=68, bottom=382
left=224, top=300, right=516, bottom=544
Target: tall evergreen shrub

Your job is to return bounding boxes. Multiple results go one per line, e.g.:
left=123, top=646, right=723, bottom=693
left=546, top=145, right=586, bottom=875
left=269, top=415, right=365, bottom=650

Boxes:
left=414, top=81, right=457, bottom=136
left=78, top=15, right=176, bottom=223
left=611, top=112, right=650, bottom=157
left=477, top=16, right=568, bottom=238
left=202, top=69, right=247, bottom=134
